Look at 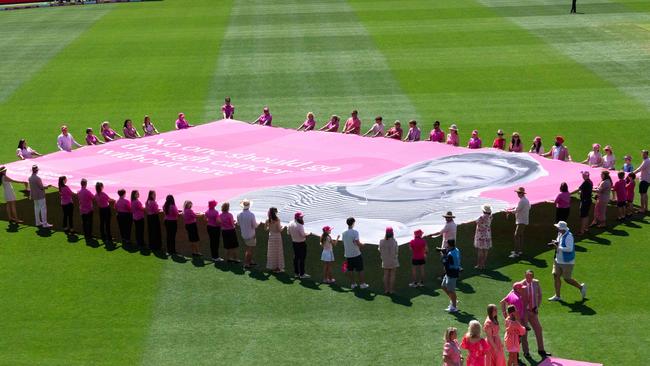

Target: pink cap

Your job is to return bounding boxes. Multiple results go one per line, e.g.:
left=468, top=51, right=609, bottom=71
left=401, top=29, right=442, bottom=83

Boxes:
left=294, top=211, right=304, bottom=219
left=322, top=226, right=332, bottom=232
left=208, top=200, right=217, bottom=209
left=414, top=229, right=424, bottom=238
left=472, top=129, right=478, bottom=135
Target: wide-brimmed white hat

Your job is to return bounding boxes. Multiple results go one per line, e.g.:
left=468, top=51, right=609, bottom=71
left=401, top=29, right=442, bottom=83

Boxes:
left=554, top=221, right=569, bottom=231
left=240, top=199, right=252, bottom=208
left=482, top=205, right=492, bottom=214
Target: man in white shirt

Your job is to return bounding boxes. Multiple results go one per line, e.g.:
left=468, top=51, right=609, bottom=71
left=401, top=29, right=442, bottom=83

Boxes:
left=288, top=212, right=311, bottom=279
left=509, top=187, right=530, bottom=258
left=363, top=116, right=385, bottom=137
left=342, top=217, right=368, bottom=289
left=237, top=199, right=258, bottom=268
left=548, top=221, right=587, bottom=302
left=57, top=125, right=82, bottom=152
left=634, top=149, right=650, bottom=214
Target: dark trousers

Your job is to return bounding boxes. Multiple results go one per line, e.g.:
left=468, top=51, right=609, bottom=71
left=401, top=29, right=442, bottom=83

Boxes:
left=292, top=241, right=307, bottom=276
left=61, top=203, right=74, bottom=229
left=134, top=218, right=145, bottom=248
left=117, top=212, right=133, bottom=244
left=147, top=214, right=162, bottom=250
left=165, top=220, right=177, bottom=254
left=207, top=225, right=221, bottom=259
left=99, top=207, right=111, bottom=240
left=571, top=0, right=577, bottom=13
left=81, top=212, right=93, bottom=238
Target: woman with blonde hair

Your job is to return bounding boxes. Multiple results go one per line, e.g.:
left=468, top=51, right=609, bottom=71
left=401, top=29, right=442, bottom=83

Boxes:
left=442, top=327, right=462, bottom=366
left=461, top=320, right=490, bottom=366
left=297, top=112, right=316, bottom=131
left=266, top=207, right=285, bottom=273
left=1, top=167, right=22, bottom=223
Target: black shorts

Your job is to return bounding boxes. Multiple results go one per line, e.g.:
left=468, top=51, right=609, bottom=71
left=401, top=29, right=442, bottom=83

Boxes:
left=185, top=222, right=199, bottom=242
left=412, top=258, right=426, bottom=266
left=640, top=181, right=649, bottom=194
left=617, top=201, right=627, bottom=208
left=222, top=229, right=239, bottom=249
left=579, top=200, right=592, bottom=218
left=346, top=255, right=364, bottom=272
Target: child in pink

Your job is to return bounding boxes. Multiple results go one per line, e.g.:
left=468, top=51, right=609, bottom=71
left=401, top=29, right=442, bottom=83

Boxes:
left=221, top=97, right=234, bottom=119
left=408, top=229, right=427, bottom=287
left=175, top=113, right=193, bottom=129
left=613, top=171, right=627, bottom=220
left=461, top=320, right=489, bottom=366
left=467, top=130, right=482, bottom=149
left=443, top=327, right=462, bottom=366
left=253, top=107, right=273, bottom=126
left=183, top=200, right=201, bottom=257
left=492, top=130, right=506, bottom=150
left=297, top=112, right=317, bottom=131
left=504, top=305, right=526, bottom=366
left=85, top=128, right=103, bottom=145
left=319, top=115, right=340, bottom=132
left=343, top=110, right=361, bottom=134
left=626, top=172, right=636, bottom=218
left=447, top=124, right=459, bottom=146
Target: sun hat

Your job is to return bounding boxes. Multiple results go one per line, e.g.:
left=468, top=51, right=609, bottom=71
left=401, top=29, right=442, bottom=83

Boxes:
left=604, top=145, right=612, bottom=151
left=624, top=155, right=632, bottom=160
left=554, top=221, right=569, bottom=231
left=208, top=200, right=218, bottom=209
left=592, top=143, right=601, bottom=149
left=322, top=226, right=333, bottom=233
left=294, top=211, right=304, bottom=220
left=414, top=229, right=424, bottom=238
left=497, top=129, right=504, bottom=135
left=642, top=149, right=649, bottom=154
left=512, top=131, right=520, bottom=137
left=515, top=187, right=526, bottom=194
left=555, top=136, right=565, bottom=144
left=482, top=205, right=492, bottom=214
left=442, top=211, right=455, bottom=218
left=449, top=124, right=458, bottom=131
left=239, top=199, right=251, bottom=208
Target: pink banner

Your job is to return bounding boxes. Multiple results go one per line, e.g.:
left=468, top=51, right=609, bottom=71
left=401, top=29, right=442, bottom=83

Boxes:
left=2, top=120, right=603, bottom=243
left=539, top=357, right=602, bottom=366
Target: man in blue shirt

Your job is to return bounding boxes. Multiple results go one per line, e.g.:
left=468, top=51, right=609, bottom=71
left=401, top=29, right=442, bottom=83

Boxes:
left=441, top=239, right=461, bottom=313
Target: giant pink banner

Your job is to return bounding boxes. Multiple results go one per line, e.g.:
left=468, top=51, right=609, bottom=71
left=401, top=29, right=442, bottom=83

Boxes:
left=3, top=120, right=602, bottom=243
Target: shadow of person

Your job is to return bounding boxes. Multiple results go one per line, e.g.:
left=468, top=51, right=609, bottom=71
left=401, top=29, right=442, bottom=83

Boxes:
left=104, top=240, right=118, bottom=251
left=519, top=257, right=548, bottom=268
left=352, top=288, right=376, bottom=301
left=579, top=234, right=610, bottom=245
left=247, top=269, right=270, bottom=282
left=449, top=309, right=476, bottom=323
left=171, top=253, right=188, bottom=263
left=574, top=244, right=587, bottom=253
left=523, top=353, right=542, bottom=366
left=559, top=299, right=596, bottom=315
left=6, top=222, right=20, bottom=233
left=152, top=250, right=168, bottom=260
left=84, top=237, right=101, bottom=248
left=36, top=227, right=52, bottom=237
left=269, top=271, right=295, bottom=285
left=66, top=233, right=80, bottom=243
left=122, top=243, right=140, bottom=254
left=476, top=269, right=512, bottom=282
left=298, top=279, right=321, bottom=291
left=326, top=282, right=346, bottom=293
left=139, top=248, right=152, bottom=257
left=456, top=281, right=475, bottom=294
left=191, top=256, right=206, bottom=267
left=606, top=227, right=628, bottom=236
left=389, top=293, right=413, bottom=307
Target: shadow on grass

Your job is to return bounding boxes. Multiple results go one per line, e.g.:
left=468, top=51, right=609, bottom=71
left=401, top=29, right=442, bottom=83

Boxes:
left=66, top=233, right=80, bottom=243
left=6, top=222, right=20, bottom=233
left=559, top=299, right=596, bottom=316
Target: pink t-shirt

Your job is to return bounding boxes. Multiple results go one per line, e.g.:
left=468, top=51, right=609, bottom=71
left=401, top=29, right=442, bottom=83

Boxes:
left=220, top=211, right=235, bottom=230
left=446, top=133, right=459, bottom=146
left=386, top=127, right=402, bottom=140
left=554, top=191, right=571, bottom=208
left=183, top=208, right=197, bottom=224
left=86, top=134, right=100, bottom=145
left=257, top=113, right=272, bottom=126
left=176, top=118, right=190, bottom=129
left=429, top=128, right=445, bottom=143
left=323, top=119, right=339, bottom=132
left=344, top=117, right=361, bottom=134
left=77, top=187, right=94, bottom=214
left=115, top=197, right=131, bottom=213
left=442, top=340, right=461, bottom=366
left=95, top=192, right=110, bottom=208
left=205, top=208, right=220, bottom=227
left=132, top=199, right=145, bottom=220
left=509, top=142, right=523, bottom=153
left=409, top=237, right=427, bottom=260
left=613, top=179, right=627, bottom=202
left=123, top=126, right=138, bottom=138
left=405, top=127, right=421, bottom=142
left=492, top=138, right=505, bottom=150
left=221, top=104, right=234, bottom=118
left=504, top=291, right=525, bottom=319
left=626, top=179, right=635, bottom=202
left=301, top=119, right=316, bottom=131
left=101, top=128, right=117, bottom=142
left=164, top=204, right=178, bottom=221
left=145, top=200, right=159, bottom=215
left=59, top=185, right=73, bottom=205
left=467, top=137, right=482, bottom=149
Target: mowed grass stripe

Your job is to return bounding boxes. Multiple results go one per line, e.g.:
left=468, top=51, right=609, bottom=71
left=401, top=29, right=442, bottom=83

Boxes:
left=0, top=6, right=110, bottom=103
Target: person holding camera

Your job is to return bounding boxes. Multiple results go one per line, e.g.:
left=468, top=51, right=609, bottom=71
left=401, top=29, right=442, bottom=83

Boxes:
left=548, top=221, right=587, bottom=302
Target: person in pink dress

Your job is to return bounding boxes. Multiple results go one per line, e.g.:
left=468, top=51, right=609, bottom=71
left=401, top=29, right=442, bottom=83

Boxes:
left=253, top=107, right=272, bottom=126
left=101, top=121, right=122, bottom=142
left=85, top=128, right=103, bottom=145
left=297, top=112, right=317, bottom=131
left=221, top=96, right=235, bottom=119
left=474, top=205, right=492, bottom=270
left=581, top=143, right=603, bottom=167
left=492, top=130, right=506, bottom=150
left=319, top=115, right=340, bottom=132
left=58, top=176, right=74, bottom=234
left=183, top=200, right=202, bottom=257
left=77, top=178, right=94, bottom=239
left=142, top=115, right=159, bottom=136
left=591, top=170, right=612, bottom=228
left=115, top=188, right=133, bottom=246
left=408, top=229, right=427, bottom=287
left=385, top=120, right=403, bottom=140
left=467, top=130, right=482, bottom=149
left=508, top=132, right=523, bottom=153
left=443, top=327, right=463, bottom=366
left=504, top=305, right=526, bottom=366
left=175, top=113, right=193, bottom=129
left=461, top=320, right=490, bottom=366
left=543, top=136, right=571, bottom=161
left=626, top=172, right=636, bottom=218
left=131, top=190, right=146, bottom=249
left=16, top=139, right=42, bottom=160
left=428, top=120, right=445, bottom=142
left=484, top=304, right=506, bottom=366
left=529, top=136, right=544, bottom=155
left=123, top=119, right=141, bottom=139
left=554, top=182, right=571, bottom=223
left=342, top=110, right=361, bottom=134
left=613, top=171, right=627, bottom=220
left=220, top=202, right=240, bottom=262
left=447, top=124, right=459, bottom=146
left=403, top=120, right=421, bottom=142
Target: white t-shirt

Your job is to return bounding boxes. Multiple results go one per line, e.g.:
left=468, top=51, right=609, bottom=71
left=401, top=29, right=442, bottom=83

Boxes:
left=637, top=158, right=650, bottom=182
left=369, top=123, right=385, bottom=136
left=236, top=209, right=257, bottom=240
left=440, top=221, right=457, bottom=249
left=342, top=228, right=361, bottom=258
left=515, top=197, right=530, bottom=225
left=288, top=220, right=307, bottom=242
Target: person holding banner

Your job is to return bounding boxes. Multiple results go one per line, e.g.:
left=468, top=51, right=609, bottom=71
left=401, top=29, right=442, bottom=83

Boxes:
left=363, top=116, right=385, bottom=137
left=29, top=165, right=52, bottom=229
left=163, top=195, right=179, bottom=255
left=123, top=119, right=141, bottom=139
left=342, top=110, right=361, bottom=135
left=131, top=190, right=146, bottom=249
left=77, top=178, right=94, bottom=239
left=221, top=97, right=235, bottom=119
left=220, top=202, right=240, bottom=263
left=1, top=166, right=23, bottom=224
left=467, top=130, right=482, bottom=149
left=385, top=120, right=403, bottom=140
left=253, top=107, right=272, bottom=126
left=175, top=113, right=194, bottom=129
left=16, top=139, right=42, bottom=160
left=297, top=112, right=317, bottom=132
left=85, top=128, right=104, bottom=145
left=266, top=207, right=285, bottom=273
left=288, top=211, right=310, bottom=279
left=101, top=121, right=122, bottom=142
left=237, top=199, right=257, bottom=268
left=57, top=125, right=82, bottom=152
left=142, top=115, right=159, bottom=136
left=428, top=120, right=445, bottom=143
left=145, top=191, right=162, bottom=251
left=58, top=176, right=74, bottom=234
left=115, top=189, right=132, bottom=246
left=446, top=124, right=459, bottom=146
left=319, top=115, right=340, bottom=132
left=404, top=120, right=421, bottom=142
left=205, top=200, right=223, bottom=262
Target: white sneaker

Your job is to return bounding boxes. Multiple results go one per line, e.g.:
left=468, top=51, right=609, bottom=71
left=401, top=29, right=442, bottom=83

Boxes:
left=329, top=278, right=336, bottom=283
left=42, top=223, right=53, bottom=228
left=580, top=283, right=587, bottom=299
left=446, top=306, right=458, bottom=313
left=359, top=283, right=369, bottom=289
left=213, top=257, right=224, bottom=262
left=408, top=282, right=418, bottom=288
left=350, top=283, right=358, bottom=289
left=508, top=251, right=519, bottom=258
left=300, top=274, right=311, bottom=279
left=548, top=295, right=562, bottom=302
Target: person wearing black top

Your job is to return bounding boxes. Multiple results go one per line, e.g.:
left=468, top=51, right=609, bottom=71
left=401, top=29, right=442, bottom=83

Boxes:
left=577, top=171, right=593, bottom=235
left=570, top=0, right=577, bottom=14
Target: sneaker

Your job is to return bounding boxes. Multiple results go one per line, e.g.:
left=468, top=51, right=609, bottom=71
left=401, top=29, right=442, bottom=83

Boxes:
left=329, top=278, right=336, bottom=283
left=517, top=251, right=523, bottom=255
left=446, top=306, right=458, bottom=313
left=212, top=257, right=224, bottom=262
left=350, top=283, right=358, bottom=289
left=418, top=282, right=424, bottom=287
left=42, top=223, right=53, bottom=228
left=548, top=295, right=562, bottom=302
left=359, top=283, right=369, bottom=289
left=508, top=251, right=519, bottom=258
left=408, top=282, right=418, bottom=288
left=580, top=283, right=587, bottom=299
left=300, top=274, right=311, bottom=279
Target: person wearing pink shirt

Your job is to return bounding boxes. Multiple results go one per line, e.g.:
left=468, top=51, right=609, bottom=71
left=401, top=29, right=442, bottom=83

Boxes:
left=529, top=136, right=544, bottom=155
left=461, top=320, right=490, bottom=366
left=428, top=120, right=445, bottom=143
left=183, top=200, right=201, bottom=257
left=85, top=128, right=104, bottom=145
left=581, top=143, right=603, bottom=167
left=163, top=194, right=180, bottom=256
left=58, top=176, right=74, bottom=234
left=484, top=304, right=506, bottom=366
left=95, top=182, right=112, bottom=241
left=602, top=145, right=616, bottom=170
left=142, top=115, right=159, bottom=136
left=220, top=202, right=240, bottom=263
left=297, top=112, right=317, bottom=131
left=442, top=327, right=462, bottom=366
left=253, top=107, right=272, bottom=126
left=131, top=190, right=145, bottom=249
left=613, top=171, right=627, bottom=220
left=123, top=119, right=141, bottom=139
left=509, top=132, right=523, bottom=153
left=408, top=229, right=427, bottom=287
left=221, top=96, right=235, bottom=119
left=385, top=120, right=403, bottom=140
left=319, top=115, right=340, bottom=132
left=446, top=124, right=459, bottom=146
left=492, top=129, right=506, bottom=150
left=504, top=305, right=526, bottom=366
left=145, top=190, right=162, bottom=252
left=626, top=172, right=636, bottom=218
left=403, top=120, right=421, bottom=142
left=115, top=189, right=132, bottom=246
left=342, top=110, right=361, bottom=135
left=467, top=130, right=482, bottom=149
left=554, top=182, right=571, bottom=223
left=175, top=113, right=193, bottom=129
left=205, top=200, right=223, bottom=262
left=101, top=121, right=122, bottom=142
left=77, top=178, right=94, bottom=239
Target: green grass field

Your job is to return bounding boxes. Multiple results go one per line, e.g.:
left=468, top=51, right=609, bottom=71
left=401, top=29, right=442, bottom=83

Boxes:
left=1, top=0, right=649, bottom=364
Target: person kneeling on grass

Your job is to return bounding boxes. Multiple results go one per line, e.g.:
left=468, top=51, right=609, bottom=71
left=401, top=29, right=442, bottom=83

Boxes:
left=408, top=229, right=427, bottom=287
left=441, top=239, right=461, bottom=313
left=342, top=217, right=368, bottom=289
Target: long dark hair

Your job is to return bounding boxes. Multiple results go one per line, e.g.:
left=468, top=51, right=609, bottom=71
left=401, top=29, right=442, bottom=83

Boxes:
left=268, top=207, right=278, bottom=222
left=58, top=176, right=67, bottom=189
left=163, top=194, right=175, bottom=214
left=146, top=190, right=156, bottom=203
left=123, top=119, right=132, bottom=128
left=130, top=190, right=139, bottom=201
left=487, top=304, right=498, bottom=325
left=320, top=231, right=330, bottom=244
left=531, top=140, right=542, bottom=154
left=511, top=136, right=521, bottom=147
left=560, top=182, right=568, bottom=193
left=17, top=139, right=26, bottom=149
left=95, top=182, right=104, bottom=194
